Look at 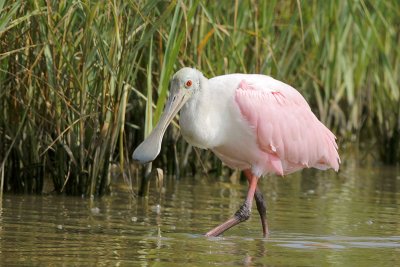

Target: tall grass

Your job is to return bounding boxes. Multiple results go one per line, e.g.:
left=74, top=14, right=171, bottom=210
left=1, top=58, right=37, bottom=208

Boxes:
left=0, top=0, right=177, bottom=195
left=0, top=0, right=399, bottom=195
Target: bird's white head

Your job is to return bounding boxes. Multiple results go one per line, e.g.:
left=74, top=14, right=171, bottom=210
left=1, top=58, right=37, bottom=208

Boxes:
left=132, top=67, right=203, bottom=164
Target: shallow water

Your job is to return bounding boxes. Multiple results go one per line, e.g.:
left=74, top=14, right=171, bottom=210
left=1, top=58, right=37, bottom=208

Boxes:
left=1, top=164, right=399, bottom=266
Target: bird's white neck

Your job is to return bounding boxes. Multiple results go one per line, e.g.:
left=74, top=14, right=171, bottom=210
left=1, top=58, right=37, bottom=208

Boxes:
left=179, top=76, right=223, bottom=149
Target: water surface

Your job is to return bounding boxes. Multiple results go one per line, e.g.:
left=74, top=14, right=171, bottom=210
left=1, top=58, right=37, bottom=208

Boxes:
left=1, top=164, right=399, bottom=266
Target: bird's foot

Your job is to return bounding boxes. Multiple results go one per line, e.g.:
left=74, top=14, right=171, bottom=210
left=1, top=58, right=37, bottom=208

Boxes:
left=234, top=202, right=251, bottom=222
left=205, top=202, right=251, bottom=237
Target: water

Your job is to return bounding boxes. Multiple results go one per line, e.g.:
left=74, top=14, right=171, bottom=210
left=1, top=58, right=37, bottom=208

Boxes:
left=0, top=164, right=399, bottom=266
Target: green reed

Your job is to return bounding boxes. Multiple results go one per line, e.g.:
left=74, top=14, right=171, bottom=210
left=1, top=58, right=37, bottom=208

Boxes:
left=0, top=0, right=399, bottom=195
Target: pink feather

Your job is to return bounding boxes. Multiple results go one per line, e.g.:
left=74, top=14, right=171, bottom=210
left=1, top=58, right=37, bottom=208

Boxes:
left=235, top=79, right=340, bottom=175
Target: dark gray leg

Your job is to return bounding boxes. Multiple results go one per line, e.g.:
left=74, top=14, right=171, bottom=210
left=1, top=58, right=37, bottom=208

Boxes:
left=254, top=187, right=269, bottom=237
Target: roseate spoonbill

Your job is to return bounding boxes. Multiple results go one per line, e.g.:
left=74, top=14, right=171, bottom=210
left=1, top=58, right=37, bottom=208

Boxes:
left=133, top=67, right=340, bottom=237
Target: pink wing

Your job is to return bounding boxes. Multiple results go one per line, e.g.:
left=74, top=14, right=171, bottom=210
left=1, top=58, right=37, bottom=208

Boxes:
left=235, top=79, right=340, bottom=175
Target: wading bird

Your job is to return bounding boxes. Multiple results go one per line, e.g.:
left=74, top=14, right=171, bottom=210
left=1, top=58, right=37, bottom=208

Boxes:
left=133, top=67, right=340, bottom=237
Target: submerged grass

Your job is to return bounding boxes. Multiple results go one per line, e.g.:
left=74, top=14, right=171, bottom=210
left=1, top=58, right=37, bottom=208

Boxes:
left=0, top=0, right=399, bottom=195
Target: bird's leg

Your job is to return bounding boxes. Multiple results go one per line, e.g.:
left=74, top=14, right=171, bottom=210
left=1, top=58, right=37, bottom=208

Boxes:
left=244, top=169, right=269, bottom=237
left=244, top=170, right=269, bottom=237
left=254, top=188, right=269, bottom=237
left=205, top=171, right=259, bottom=237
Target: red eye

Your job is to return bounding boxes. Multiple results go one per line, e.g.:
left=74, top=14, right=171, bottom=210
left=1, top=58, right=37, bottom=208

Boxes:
left=185, top=80, right=193, bottom=88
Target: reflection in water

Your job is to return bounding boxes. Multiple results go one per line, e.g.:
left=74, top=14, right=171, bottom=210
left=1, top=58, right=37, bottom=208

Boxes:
left=0, top=165, right=399, bottom=266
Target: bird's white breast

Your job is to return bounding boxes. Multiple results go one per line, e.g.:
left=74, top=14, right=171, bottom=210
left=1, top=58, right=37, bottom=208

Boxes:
left=179, top=78, right=233, bottom=149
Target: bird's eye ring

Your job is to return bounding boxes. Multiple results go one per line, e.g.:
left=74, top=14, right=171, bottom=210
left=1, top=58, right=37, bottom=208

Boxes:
left=185, top=80, right=193, bottom=88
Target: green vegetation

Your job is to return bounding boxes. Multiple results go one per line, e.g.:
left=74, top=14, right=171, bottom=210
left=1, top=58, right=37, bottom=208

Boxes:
left=0, top=0, right=399, bottom=195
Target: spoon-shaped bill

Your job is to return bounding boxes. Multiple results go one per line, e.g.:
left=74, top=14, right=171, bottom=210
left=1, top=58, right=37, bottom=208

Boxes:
left=132, top=88, right=189, bottom=164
